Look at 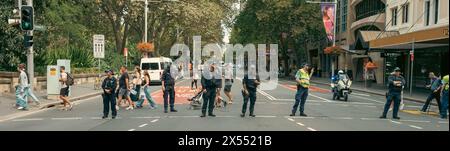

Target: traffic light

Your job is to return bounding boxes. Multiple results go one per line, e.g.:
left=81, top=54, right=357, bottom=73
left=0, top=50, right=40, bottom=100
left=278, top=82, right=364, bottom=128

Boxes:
left=20, top=6, right=34, bottom=31
left=24, top=35, right=33, bottom=48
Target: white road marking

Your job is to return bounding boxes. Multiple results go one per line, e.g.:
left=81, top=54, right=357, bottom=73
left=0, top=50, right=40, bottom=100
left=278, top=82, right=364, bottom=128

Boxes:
left=390, top=120, right=402, bottom=124
left=216, top=116, right=234, bottom=118
left=286, top=116, right=315, bottom=119
left=12, top=118, right=44, bottom=122
left=307, top=127, right=317, bottom=131
left=438, top=121, right=449, bottom=124
left=168, top=116, right=199, bottom=118
left=128, top=129, right=135, bottom=131
left=287, top=118, right=295, bottom=122
left=408, top=125, right=423, bottom=129
left=271, top=102, right=289, bottom=104
left=138, top=124, right=148, bottom=128
left=255, top=115, right=277, bottom=118
left=360, top=118, right=388, bottom=121
left=151, top=119, right=159, bottom=123
left=130, top=116, right=161, bottom=119
left=366, top=106, right=377, bottom=108
left=331, top=117, right=353, bottom=120
left=352, top=95, right=384, bottom=104
left=309, top=94, right=333, bottom=102
left=51, top=117, right=82, bottom=120
left=351, top=93, right=371, bottom=97
left=296, top=122, right=305, bottom=126
left=400, top=120, right=430, bottom=123
left=90, top=117, right=102, bottom=120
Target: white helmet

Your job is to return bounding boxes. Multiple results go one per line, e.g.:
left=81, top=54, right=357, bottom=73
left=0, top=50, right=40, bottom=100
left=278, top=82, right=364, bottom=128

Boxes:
left=338, top=70, right=344, bottom=74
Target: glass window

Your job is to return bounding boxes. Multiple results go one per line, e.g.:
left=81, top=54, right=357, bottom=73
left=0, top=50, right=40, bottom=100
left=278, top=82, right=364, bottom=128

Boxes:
left=425, top=1, right=431, bottom=26
left=434, top=0, right=439, bottom=24
left=142, top=63, right=159, bottom=70
left=355, top=0, right=385, bottom=21
left=402, top=3, right=409, bottom=23
left=391, top=7, right=398, bottom=26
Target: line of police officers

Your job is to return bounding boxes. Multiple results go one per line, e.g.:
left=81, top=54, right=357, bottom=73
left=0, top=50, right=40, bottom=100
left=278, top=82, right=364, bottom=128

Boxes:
left=100, top=63, right=415, bottom=120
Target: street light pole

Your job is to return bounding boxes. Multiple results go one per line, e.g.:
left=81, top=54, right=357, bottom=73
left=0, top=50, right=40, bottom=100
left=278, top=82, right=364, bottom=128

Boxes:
left=144, top=0, right=148, bottom=43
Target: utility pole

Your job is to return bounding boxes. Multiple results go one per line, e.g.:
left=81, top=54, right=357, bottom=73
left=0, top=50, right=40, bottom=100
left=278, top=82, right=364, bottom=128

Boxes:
left=26, top=0, right=34, bottom=88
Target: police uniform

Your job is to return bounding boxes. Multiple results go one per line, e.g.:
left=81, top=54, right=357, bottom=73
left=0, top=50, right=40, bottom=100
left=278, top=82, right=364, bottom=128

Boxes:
left=161, top=68, right=176, bottom=112
left=201, top=74, right=218, bottom=117
left=291, top=68, right=310, bottom=116
left=102, top=75, right=117, bottom=118
left=242, top=74, right=259, bottom=117
left=381, top=74, right=406, bottom=119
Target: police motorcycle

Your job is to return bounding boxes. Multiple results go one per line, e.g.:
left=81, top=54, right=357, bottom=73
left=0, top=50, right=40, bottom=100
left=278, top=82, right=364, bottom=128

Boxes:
left=331, top=70, right=352, bottom=101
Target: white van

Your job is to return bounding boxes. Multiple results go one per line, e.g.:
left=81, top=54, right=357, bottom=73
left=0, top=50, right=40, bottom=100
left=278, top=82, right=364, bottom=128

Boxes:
left=140, top=57, right=172, bottom=84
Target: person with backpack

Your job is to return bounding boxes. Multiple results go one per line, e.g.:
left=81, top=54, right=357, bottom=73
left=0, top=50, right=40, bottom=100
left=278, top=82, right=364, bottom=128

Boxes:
left=440, top=75, right=449, bottom=119
left=59, top=66, right=73, bottom=110
left=290, top=63, right=314, bottom=117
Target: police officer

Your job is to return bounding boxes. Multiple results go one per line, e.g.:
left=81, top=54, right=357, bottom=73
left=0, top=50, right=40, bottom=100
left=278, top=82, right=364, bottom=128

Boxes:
left=290, top=63, right=314, bottom=117
left=380, top=67, right=406, bottom=120
left=200, top=64, right=218, bottom=117
left=102, top=70, right=117, bottom=119
left=241, top=65, right=260, bottom=117
left=161, top=66, right=177, bottom=113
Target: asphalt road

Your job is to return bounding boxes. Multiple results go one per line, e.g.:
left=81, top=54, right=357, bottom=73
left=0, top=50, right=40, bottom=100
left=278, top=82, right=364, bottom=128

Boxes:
left=0, top=79, right=448, bottom=131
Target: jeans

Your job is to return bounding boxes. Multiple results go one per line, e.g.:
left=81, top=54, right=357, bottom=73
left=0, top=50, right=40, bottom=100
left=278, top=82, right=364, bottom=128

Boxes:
left=136, top=86, right=157, bottom=108
left=421, top=91, right=441, bottom=112
left=202, top=88, right=217, bottom=115
left=24, top=87, right=40, bottom=103
left=15, top=86, right=27, bottom=108
left=103, top=93, right=117, bottom=117
left=292, top=86, right=309, bottom=114
left=440, top=91, right=449, bottom=118
left=163, top=87, right=175, bottom=111
left=382, top=92, right=401, bottom=117
left=242, top=89, right=256, bottom=114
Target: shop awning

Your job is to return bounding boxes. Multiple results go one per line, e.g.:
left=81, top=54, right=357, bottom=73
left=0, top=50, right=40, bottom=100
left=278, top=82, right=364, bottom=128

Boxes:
left=352, top=30, right=399, bottom=50
left=369, top=26, right=449, bottom=50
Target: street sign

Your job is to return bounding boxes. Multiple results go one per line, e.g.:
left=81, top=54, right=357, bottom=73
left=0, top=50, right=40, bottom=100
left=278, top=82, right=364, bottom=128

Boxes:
left=93, top=35, right=105, bottom=59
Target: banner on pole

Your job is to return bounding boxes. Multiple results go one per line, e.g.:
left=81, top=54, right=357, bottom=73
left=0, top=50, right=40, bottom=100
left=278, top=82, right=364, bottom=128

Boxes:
left=93, top=35, right=105, bottom=59
left=321, top=4, right=335, bottom=42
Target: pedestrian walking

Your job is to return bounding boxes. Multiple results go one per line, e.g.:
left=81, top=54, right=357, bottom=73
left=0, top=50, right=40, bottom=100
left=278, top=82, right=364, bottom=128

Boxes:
left=116, top=66, right=134, bottom=110
left=101, top=69, right=117, bottom=119
left=421, top=72, right=442, bottom=113
left=136, top=71, right=157, bottom=109
left=290, top=63, right=314, bottom=117
left=134, top=66, right=143, bottom=101
left=200, top=64, right=219, bottom=117
left=59, top=66, right=73, bottom=111
left=380, top=67, right=406, bottom=120
left=241, top=65, right=260, bottom=117
left=439, top=75, right=448, bottom=119
left=16, top=63, right=40, bottom=107
left=224, top=63, right=234, bottom=104
left=15, top=64, right=30, bottom=110
left=161, top=66, right=177, bottom=113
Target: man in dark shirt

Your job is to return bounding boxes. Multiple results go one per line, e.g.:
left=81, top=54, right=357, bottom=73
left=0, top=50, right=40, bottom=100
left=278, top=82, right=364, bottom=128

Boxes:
left=241, top=65, right=260, bottom=117
left=200, top=64, right=218, bottom=117
left=161, top=65, right=177, bottom=113
left=102, top=70, right=117, bottom=119
left=117, top=66, right=133, bottom=110
left=380, top=67, right=406, bottom=120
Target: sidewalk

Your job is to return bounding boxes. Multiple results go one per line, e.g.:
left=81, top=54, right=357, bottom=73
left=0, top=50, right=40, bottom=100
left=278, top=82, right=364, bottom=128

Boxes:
left=0, top=82, right=102, bottom=121
left=309, top=77, right=430, bottom=104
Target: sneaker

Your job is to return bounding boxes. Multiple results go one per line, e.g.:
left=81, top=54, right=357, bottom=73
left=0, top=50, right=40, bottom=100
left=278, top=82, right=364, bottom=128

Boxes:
left=208, top=114, right=216, bottom=117
left=102, top=116, right=108, bottom=119
left=393, top=117, right=401, bottom=120
left=240, top=113, right=245, bottom=117
left=164, top=110, right=168, bottom=113
left=289, top=113, right=295, bottom=117
left=170, top=109, right=178, bottom=112
left=379, top=115, right=387, bottom=119
left=68, top=103, right=73, bottom=111
left=249, top=114, right=256, bottom=117
left=200, top=114, right=206, bottom=118
left=17, top=106, right=24, bottom=110
left=299, top=113, right=307, bottom=117
left=112, top=116, right=116, bottom=119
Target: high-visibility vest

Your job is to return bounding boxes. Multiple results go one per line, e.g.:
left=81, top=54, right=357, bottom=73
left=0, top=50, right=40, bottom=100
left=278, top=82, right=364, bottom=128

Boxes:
left=443, top=75, right=449, bottom=91
left=296, top=69, right=310, bottom=88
